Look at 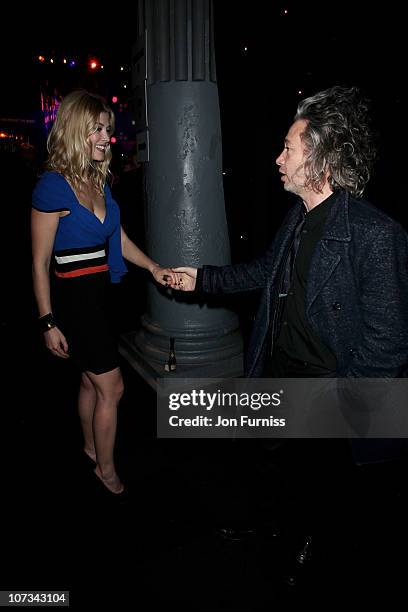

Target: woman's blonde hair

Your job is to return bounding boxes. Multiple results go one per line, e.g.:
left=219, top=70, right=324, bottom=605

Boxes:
left=46, top=90, right=115, bottom=195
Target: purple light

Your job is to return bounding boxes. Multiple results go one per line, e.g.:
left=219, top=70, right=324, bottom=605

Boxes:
left=69, top=60, right=76, bottom=67
left=41, top=92, right=60, bottom=132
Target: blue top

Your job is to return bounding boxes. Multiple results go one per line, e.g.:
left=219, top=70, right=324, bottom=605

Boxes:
left=32, top=171, right=127, bottom=283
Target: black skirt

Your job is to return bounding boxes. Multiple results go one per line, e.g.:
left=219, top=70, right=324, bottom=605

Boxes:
left=52, top=271, right=119, bottom=375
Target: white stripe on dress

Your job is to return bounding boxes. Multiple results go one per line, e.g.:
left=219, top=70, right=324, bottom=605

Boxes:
left=55, top=249, right=106, bottom=264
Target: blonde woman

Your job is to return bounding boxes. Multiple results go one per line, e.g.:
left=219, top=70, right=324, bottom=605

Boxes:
left=31, top=90, right=176, bottom=496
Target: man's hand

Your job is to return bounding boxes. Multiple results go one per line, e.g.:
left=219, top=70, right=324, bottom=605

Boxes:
left=171, top=267, right=198, bottom=291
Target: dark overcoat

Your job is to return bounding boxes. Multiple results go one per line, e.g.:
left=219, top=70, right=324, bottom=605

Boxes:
left=201, top=190, right=408, bottom=378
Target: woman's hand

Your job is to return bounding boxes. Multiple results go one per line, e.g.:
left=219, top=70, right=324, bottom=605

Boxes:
left=151, top=265, right=178, bottom=287
left=44, top=326, right=69, bottom=359
left=171, top=267, right=198, bottom=291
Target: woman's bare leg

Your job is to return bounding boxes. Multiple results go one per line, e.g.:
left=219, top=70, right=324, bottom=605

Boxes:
left=85, top=367, right=124, bottom=494
left=78, top=372, right=97, bottom=462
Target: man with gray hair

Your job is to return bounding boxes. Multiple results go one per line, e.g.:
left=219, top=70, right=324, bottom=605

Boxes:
left=171, top=85, right=408, bottom=578
left=174, top=85, right=408, bottom=381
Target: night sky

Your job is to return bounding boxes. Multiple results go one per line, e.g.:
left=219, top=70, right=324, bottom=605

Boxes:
left=213, top=3, right=406, bottom=256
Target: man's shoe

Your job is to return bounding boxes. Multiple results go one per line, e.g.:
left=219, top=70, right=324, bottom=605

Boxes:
left=296, top=535, right=313, bottom=564
left=282, top=535, right=313, bottom=588
left=216, top=520, right=281, bottom=542
left=216, top=525, right=257, bottom=542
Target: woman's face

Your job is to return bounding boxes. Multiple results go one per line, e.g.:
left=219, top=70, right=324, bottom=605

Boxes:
left=88, top=112, right=112, bottom=161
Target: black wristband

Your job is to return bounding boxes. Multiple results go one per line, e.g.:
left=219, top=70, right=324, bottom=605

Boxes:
left=38, top=312, right=56, bottom=333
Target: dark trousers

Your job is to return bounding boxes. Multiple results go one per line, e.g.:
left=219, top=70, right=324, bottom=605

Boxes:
left=262, top=348, right=407, bottom=532
left=262, top=347, right=350, bottom=531
left=265, top=345, right=335, bottom=378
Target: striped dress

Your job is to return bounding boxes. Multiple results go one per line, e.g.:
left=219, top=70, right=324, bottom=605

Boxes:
left=32, top=171, right=128, bottom=374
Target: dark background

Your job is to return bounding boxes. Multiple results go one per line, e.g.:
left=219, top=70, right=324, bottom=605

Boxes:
left=214, top=2, right=406, bottom=258
left=1, top=2, right=406, bottom=247
left=1, top=3, right=407, bottom=607
left=3, top=2, right=404, bottom=329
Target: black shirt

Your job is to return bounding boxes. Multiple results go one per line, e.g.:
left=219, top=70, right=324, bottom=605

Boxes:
left=274, top=192, right=337, bottom=374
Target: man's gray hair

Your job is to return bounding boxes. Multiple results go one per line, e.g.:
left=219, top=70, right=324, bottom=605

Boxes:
left=295, top=86, right=377, bottom=197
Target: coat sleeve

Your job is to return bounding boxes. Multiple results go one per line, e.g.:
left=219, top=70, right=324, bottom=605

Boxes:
left=200, top=238, right=277, bottom=295
left=197, top=204, right=301, bottom=295
left=345, top=223, right=408, bottom=377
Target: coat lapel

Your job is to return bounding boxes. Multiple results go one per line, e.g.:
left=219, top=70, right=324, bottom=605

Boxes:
left=271, top=201, right=304, bottom=278
left=306, top=242, right=341, bottom=313
left=306, top=190, right=351, bottom=315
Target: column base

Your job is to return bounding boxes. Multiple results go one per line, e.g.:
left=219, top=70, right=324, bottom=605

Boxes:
left=119, top=329, right=244, bottom=391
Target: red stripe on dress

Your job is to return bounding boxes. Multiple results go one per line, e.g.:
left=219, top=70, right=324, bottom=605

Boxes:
left=55, top=264, right=109, bottom=278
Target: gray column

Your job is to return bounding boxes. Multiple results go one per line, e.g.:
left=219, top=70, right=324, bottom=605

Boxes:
left=120, top=0, right=243, bottom=380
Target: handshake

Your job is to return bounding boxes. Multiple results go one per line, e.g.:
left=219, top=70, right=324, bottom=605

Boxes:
left=162, top=266, right=197, bottom=291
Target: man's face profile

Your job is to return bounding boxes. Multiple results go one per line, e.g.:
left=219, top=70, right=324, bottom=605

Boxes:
left=276, top=119, right=308, bottom=197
